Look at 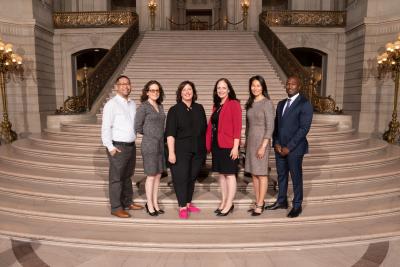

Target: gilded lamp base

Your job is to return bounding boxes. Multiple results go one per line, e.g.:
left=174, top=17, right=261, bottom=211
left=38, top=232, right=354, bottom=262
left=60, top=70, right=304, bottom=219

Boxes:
left=383, top=118, right=400, bottom=144
left=0, top=120, right=17, bottom=144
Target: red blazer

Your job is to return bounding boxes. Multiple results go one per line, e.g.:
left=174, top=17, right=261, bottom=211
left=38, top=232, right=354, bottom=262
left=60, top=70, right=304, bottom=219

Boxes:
left=206, top=99, right=242, bottom=152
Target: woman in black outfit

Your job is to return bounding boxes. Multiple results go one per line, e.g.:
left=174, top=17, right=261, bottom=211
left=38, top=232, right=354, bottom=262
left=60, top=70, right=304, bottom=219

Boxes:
left=165, top=81, right=207, bottom=219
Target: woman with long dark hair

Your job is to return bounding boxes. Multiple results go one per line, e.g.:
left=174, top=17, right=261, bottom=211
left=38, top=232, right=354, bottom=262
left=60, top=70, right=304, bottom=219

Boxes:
left=135, top=80, right=166, bottom=216
left=165, top=81, right=207, bottom=219
left=206, top=78, right=242, bottom=216
left=244, top=75, right=275, bottom=216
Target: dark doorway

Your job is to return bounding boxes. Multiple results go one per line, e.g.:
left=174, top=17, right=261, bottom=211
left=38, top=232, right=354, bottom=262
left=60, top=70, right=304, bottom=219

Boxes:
left=262, top=0, right=288, bottom=11
left=111, top=0, right=136, bottom=11
left=186, top=9, right=212, bottom=30
left=72, top=48, right=108, bottom=96
left=290, top=47, right=327, bottom=96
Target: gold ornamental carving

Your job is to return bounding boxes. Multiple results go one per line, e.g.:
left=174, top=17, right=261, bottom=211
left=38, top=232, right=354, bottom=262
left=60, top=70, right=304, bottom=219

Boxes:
left=53, top=11, right=137, bottom=28
left=263, top=10, right=346, bottom=27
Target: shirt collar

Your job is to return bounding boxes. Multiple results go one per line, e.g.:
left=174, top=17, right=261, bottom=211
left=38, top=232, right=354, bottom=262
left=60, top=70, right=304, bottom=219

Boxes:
left=288, top=93, right=300, bottom=102
left=116, top=94, right=131, bottom=103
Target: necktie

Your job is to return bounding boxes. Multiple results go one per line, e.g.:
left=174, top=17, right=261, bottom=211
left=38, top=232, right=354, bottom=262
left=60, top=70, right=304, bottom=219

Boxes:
left=283, top=98, right=291, bottom=115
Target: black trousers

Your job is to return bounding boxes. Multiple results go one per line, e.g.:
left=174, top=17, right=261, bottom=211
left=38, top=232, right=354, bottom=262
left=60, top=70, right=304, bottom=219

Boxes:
left=106, top=144, right=136, bottom=212
left=170, top=151, right=205, bottom=207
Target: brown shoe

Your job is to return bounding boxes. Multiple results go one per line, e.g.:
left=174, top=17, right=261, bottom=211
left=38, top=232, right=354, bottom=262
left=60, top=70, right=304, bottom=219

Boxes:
left=111, top=210, right=131, bottom=218
left=125, top=203, right=144, bottom=210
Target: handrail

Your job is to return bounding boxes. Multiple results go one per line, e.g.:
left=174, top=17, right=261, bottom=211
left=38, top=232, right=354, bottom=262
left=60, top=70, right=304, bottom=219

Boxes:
left=258, top=15, right=341, bottom=113
left=87, top=19, right=139, bottom=109
left=56, top=13, right=139, bottom=114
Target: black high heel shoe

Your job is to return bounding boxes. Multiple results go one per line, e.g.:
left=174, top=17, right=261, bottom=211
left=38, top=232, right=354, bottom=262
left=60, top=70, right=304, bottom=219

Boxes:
left=145, top=203, right=158, bottom=216
left=214, top=208, right=222, bottom=213
left=251, top=203, right=265, bottom=216
left=155, top=208, right=165, bottom=214
left=216, top=204, right=234, bottom=216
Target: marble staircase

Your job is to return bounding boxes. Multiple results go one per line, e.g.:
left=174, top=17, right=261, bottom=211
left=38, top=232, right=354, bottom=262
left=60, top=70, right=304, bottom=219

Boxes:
left=0, top=31, right=399, bottom=252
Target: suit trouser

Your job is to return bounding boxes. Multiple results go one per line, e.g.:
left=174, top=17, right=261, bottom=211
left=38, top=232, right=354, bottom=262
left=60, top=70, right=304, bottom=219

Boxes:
left=275, top=152, right=304, bottom=209
left=107, top=144, right=136, bottom=212
left=170, top=151, right=205, bottom=207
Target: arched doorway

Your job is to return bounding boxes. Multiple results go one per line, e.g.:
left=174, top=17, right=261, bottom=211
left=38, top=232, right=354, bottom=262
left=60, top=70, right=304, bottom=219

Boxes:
left=290, top=47, right=327, bottom=96
left=71, top=48, right=108, bottom=96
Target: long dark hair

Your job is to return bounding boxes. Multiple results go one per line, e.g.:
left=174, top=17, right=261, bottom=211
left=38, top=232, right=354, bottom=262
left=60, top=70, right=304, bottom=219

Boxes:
left=213, top=78, right=238, bottom=106
left=245, top=75, right=270, bottom=110
left=140, top=80, right=165, bottom=104
left=176, top=80, right=198, bottom=103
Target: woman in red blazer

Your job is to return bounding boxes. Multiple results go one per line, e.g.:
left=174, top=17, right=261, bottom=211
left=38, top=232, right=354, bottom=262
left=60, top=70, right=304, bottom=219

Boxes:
left=206, top=78, right=242, bottom=216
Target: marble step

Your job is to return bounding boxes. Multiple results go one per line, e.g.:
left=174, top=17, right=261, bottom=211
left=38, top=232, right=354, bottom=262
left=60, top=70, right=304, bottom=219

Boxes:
left=0, top=151, right=399, bottom=187
left=0, top=190, right=398, bottom=227
left=0, top=209, right=399, bottom=251
left=58, top=122, right=339, bottom=134
left=11, top=137, right=388, bottom=164
left=0, top=167, right=399, bottom=204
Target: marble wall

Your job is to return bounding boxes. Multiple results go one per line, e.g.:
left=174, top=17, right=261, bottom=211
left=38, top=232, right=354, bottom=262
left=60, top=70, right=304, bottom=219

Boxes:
left=344, top=0, right=400, bottom=134
left=0, top=0, right=55, bottom=135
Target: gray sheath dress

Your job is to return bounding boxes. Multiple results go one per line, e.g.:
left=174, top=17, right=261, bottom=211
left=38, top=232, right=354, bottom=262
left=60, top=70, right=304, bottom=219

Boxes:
left=244, top=98, right=275, bottom=175
left=135, top=101, right=166, bottom=175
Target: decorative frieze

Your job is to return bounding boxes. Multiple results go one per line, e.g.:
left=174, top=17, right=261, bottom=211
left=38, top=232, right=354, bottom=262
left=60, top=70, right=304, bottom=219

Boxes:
left=53, top=11, right=137, bottom=28
left=262, top=10, right=346, bottom=27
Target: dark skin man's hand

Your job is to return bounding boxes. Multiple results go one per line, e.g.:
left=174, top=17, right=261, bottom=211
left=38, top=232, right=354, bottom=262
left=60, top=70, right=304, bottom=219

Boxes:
left=274, top=144, right=282, bottom=154
left=280, top=147, right=290, bottom=157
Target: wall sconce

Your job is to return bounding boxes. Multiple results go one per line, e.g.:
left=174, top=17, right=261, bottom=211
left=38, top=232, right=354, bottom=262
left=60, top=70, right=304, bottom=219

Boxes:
left=241, top=0, right=250, bottom=30
left=148, top=0, right=157, bottom=31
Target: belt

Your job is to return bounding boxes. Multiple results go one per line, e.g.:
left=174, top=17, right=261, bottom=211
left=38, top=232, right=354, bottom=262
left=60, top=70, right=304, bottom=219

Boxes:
left=112, top=141, right=135, bottom=147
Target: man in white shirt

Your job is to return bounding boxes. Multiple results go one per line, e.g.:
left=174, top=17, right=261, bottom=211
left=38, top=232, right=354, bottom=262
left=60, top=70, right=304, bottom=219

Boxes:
left=101, top=75, right=143, bottom=218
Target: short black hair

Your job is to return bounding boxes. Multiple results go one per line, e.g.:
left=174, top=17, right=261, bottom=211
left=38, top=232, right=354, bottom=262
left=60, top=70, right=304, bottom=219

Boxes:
left=115, top=75, right=130, bottom=84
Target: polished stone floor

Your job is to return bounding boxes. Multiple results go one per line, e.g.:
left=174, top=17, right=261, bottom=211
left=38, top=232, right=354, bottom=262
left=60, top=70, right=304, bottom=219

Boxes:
left=1, top=236, right=399, bottom=267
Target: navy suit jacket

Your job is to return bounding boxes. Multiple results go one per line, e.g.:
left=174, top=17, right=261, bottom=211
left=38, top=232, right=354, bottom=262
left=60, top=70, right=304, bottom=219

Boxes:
left=273, top=94, right=313, bottom=156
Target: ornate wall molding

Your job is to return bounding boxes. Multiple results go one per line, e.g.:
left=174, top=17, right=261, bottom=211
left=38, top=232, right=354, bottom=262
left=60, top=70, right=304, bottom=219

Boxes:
left=262, top=10, right=346, bottom=27
left=53, top=11, right=137, bottom=28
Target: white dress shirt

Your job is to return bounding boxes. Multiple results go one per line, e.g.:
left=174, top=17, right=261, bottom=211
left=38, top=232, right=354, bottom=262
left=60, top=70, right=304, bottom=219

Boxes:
left=101, top=94, right=136, bottom=151
left=282, top=93, right=299, bottom=115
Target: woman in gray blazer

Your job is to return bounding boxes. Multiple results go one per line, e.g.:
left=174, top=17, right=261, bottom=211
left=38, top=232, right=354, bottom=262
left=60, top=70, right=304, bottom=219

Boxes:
left=135, top=80, right=166, bottom=216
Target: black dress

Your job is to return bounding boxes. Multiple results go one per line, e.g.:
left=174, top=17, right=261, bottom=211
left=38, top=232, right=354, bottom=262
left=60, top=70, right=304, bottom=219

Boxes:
left=211, top=104, right=239, bottom=174
left=165, top=102, right=207, bottom=207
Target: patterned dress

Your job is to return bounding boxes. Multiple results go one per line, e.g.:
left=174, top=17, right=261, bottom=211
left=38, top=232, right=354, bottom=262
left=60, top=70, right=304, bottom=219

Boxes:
left=135, top=101, right=166, bottom=175
left=244, top=98, right=275, bottom=175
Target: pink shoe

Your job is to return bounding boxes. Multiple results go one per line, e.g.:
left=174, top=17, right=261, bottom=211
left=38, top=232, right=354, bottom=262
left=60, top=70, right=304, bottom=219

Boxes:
left=187, top=203, right=201, bottom=213
left=179, top=208, right=188, bottom=219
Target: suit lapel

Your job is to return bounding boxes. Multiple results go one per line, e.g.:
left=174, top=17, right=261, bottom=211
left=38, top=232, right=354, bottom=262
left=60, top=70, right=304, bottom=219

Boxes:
left=282, top=95, right=301, bottom=118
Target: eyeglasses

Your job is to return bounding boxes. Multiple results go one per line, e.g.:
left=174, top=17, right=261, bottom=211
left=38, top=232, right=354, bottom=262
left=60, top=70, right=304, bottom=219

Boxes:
left=148, top=89, right=160, bottom=93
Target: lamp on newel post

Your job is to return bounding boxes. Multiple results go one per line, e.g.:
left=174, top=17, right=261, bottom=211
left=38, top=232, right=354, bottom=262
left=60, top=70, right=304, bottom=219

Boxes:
left=148, top=0, right=157, bottom=31
left=377, top=34, right=400, bottom=144
left=0, top=37, right=23, bottom=144
left=241, top=0, right=250, bottom=31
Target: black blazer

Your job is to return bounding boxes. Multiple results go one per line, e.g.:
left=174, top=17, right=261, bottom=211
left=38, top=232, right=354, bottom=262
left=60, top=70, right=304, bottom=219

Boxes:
left=272, top=94, right=313, bottom=155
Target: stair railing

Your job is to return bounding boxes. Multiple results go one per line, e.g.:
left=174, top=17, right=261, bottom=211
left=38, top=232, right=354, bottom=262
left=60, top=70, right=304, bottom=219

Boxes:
left=56, top=13, right=139, bottom=114
left=259, top=13, right=341, bottom=113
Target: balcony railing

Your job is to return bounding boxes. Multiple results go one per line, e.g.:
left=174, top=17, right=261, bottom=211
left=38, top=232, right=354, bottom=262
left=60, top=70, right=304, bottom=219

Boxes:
left=53, top=11, right=137, bottom=28
left=262, top=10, right=346, bottom=27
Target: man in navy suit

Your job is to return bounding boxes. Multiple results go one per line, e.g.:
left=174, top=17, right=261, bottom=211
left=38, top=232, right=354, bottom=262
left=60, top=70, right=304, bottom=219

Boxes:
left=266, top=76, right=313, bottom=218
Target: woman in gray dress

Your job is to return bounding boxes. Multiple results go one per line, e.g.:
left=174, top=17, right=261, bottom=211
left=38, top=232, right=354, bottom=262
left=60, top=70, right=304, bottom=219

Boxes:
left=244, top=75, right=275, bottom=216
left=135, top=80, right=166, bottom=216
